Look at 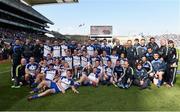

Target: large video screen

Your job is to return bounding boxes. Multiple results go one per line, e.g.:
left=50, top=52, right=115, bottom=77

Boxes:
left=90, top=26, right=112, bottom=35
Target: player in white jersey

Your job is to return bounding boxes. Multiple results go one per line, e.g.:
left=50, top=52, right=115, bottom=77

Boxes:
left=110, top=50, right=119, bottom=67
left=52, top=41, right=61, bottom=58
left=60, top=62, right=70, bottom=77
left=25, top=57, right=39, bottom=86
left=72, top=49, right=81, bottom=79
left=62, top=49, right=73, bottom=69
left=76, top=67, right=100, bottom=87
left=90, top=50, right=101, bottom=67
left=28, top=70, right=79, bottom=100
left=61, top=41, right=68, bottom=57
left=102, top=60, right=117, bottom=87
left=86, top=40, right=95, bottom=56
left=43, top=40, right=52, bottom=57
left=81, top=50, right=89, bottom=67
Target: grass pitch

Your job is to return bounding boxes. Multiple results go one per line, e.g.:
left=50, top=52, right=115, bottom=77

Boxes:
left=0, top=61, right=180, bottom=111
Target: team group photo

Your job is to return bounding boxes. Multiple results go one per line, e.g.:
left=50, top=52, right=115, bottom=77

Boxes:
left=0, top=0, right=180, bottom=111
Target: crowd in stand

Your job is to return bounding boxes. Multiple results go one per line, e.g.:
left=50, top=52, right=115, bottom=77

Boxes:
left=6, top=37, right=179, bottom=100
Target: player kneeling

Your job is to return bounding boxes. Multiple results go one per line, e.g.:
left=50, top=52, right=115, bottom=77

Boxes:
left=28, top=69, right=79, bottom=101
left=133, top=62, right=151, bottom=90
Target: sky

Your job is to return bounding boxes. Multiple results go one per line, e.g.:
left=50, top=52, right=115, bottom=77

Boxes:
left=33, top=0, right=180, bottom=36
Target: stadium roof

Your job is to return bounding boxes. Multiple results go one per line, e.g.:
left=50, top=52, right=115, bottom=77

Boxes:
left=0, top=0, right=53, bottom=24
left=23, top=0, right=78, bottom=6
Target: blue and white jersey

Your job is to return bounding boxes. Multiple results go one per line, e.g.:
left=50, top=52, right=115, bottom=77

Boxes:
left=110, top=55, right=119, bottom=67
left=60, top=66, right=69, bottom=77
left=136, top=45, right=147, bottom=58
left=90, top=55, right=101, bottom=67
left=44, top=69, right=58, bottom=81
left=135, top=68, right=148, bottom=80
left=151, top=59, right=166, bottom=72
left=43, top=45, right=52, bottom=57
left=86, top=45, right=95, bottom=56
left=61, top=44, right=68, bottom=57
left=88, top=72, right=99, bottom=81
left=54, top=64, right=61, bottom=71
left=96, top=65, right=103, bottom=75
left=73, top=55, right=81, bottom=67
left=119, top=58, right=128, bottom=66
left=59, top=76, right=74, bottom=90
left=26, top=63, right=39, bottom=76
left=81, top=56, right=88, bottom=67
left=62, top=56, right=73, bottom=69
left=52, top=45, right=61, bottom=58
left=105, top=66, right=113, bottom=76
left=101, top=45, right=111, bottom=55
left=46, top=58, right=53, bottom=65
left=102, top=55, right=111, bottom=66
left=142, top=61, right=152, bottom=73
left=39, top=65, right=48, bottom=74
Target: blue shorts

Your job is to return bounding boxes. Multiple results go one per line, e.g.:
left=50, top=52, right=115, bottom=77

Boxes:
left=50, top=82, right=61, bottom=93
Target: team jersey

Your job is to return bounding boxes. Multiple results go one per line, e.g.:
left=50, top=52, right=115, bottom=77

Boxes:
left=59, top=76, right=74, bottom=90
left=39, top=65, right=48, bottom=74
left=146, top=52, right=154, bottom=62
left=119, top=58, right=128, bottom=65
left=61, top=44, right=68, bottom=57
left=90, top=55, right=101, bottom=67
left=113, top=65, right=124, bottom=76
left=81, top=56, right=89, bottom=67
left=60, top=66, right=69, bottom=77
left=136, top=45, right=147, bottom=58
left=110, top=55, right=119, bottom=67
left=62, top=56, right=73, bottom=69
left=88, top=72, right=99, bottom=81
left=151, top=59, right=166, bottom=72
left=134, top=68, right=148, bottom=80
left=44, top=69, right=58, bottom=81
left=26, top=63, right=39, bottom=76
left=73, top=55, right=81, bottom=67
left=105, top=66, right=114, bottom=76
left=45, top=58, right=53, bottom=65
left=101, top=45, right=111, bottom=55
left=96, top=65, right=103, bottom=75
left=43, top=45, right=52, bottom=57
left=52, top=45, right=61, bottom=58
left=102, top=55, right=111, bottom=66
left=86, top=45, right=95, bottom=56
left=142, top=61, right=153, bottom=73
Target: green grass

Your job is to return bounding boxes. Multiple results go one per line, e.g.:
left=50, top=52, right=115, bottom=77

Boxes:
left=0, top=61, right=180, bottom=111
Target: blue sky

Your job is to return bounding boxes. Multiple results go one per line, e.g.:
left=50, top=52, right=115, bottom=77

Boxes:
left=34, top=0, right=180, bottom=36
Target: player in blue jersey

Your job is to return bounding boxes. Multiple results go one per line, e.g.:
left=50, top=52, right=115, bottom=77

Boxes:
left=151, top=53, right=166, bottom=88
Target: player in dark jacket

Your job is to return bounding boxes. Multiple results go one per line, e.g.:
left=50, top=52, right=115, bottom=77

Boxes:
left=146, top=37, right=159, bottom=52
left=11, top=39, right=23, bottom=80
left=166, top=40, right=178, bottom=87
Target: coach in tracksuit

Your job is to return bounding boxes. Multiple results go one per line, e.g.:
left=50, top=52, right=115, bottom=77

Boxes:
left=125, top=40, right=137, bottom=67
left=12, top=39, right=23, bottom=80
left=22, top=39, right=33, bottom=62
left=146, top=37, right=159, bottom=52
left=166, top=40, right=177, bottom=87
